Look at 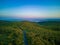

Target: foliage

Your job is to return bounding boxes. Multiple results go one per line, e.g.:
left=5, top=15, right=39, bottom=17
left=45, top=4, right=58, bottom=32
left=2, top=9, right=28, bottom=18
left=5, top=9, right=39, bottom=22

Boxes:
left=0, top=21, right=60, bottom=45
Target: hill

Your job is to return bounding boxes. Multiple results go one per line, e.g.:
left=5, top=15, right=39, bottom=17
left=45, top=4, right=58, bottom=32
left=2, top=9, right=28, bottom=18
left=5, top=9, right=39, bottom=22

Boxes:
left=0, top=20, right=60, bottom=45
left=37, top=21, right=60, bottom=31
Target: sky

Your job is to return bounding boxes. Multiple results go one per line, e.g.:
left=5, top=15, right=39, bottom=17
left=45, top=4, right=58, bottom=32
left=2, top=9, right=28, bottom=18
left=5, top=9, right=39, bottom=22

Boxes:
left=0, top=0, right=60, bottom=19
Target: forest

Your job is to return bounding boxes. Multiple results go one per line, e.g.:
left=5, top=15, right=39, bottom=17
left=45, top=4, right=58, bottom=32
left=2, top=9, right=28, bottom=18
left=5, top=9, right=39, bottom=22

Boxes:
left=0, top=20, right=60, bottom=45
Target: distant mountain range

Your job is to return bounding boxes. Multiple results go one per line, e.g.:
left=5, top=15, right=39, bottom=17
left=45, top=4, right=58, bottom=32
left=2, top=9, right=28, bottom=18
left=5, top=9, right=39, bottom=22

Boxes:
left=0, top=16, right=60, bottom=22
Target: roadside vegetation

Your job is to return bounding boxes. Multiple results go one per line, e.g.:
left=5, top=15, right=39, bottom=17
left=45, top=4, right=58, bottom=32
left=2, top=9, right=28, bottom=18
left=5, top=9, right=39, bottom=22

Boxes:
left=0, top=20, right=60, bottom=45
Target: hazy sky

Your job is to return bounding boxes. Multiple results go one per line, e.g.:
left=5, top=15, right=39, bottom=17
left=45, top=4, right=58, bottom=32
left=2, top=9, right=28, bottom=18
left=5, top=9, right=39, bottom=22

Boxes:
left=0, top=0, right=60, bottom=18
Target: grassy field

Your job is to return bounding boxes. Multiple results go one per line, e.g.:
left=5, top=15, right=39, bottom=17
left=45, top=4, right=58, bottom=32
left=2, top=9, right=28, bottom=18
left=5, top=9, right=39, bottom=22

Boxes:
left=0, top=20, right=60, bottom=45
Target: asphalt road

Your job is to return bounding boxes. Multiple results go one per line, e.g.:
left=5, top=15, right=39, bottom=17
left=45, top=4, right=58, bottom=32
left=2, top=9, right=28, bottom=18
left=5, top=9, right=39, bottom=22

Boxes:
left=18, top=26, right=28, bottom=45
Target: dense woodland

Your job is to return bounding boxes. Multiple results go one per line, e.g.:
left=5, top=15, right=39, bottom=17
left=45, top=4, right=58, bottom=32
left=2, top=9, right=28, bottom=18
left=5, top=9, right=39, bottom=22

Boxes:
left=0, top=20, right=60, bottom=45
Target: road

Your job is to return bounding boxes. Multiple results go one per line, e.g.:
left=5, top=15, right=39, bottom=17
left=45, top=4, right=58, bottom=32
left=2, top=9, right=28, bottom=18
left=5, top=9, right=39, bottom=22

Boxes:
left=18, top=26, right=28, bottom=45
